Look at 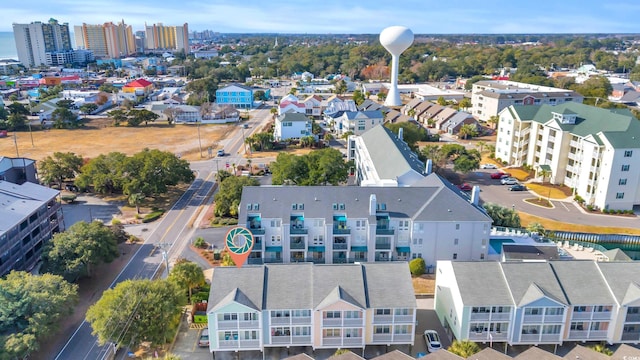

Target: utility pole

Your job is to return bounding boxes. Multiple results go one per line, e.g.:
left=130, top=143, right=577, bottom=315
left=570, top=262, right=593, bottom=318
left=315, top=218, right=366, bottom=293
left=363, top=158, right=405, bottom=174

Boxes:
left=197, top=121, right=203, bottom=158
left=13, top=133, right=19, bottom=157
left=157, top=242, right=172, bottom=277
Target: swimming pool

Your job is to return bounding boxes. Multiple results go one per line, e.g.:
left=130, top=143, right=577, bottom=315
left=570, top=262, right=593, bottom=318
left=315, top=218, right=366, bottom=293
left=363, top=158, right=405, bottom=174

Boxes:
left=489, top=238, right=515, bottom=255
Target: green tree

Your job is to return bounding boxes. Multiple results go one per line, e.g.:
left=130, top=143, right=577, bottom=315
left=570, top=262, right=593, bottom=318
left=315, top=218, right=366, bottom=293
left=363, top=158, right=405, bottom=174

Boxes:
left=76, top=152, right=127, bottom=193
left=538, top=167, right=551, bottom=184
left=79, top=103, right=98, bottom=115
left=253, top=90, right=266, bottom=101
left=483, top=203, right=521, bottom=228
left=436, top=96, right=447, bottom=106
left=245, top=132, right=274, bottom=151
left=86, top=279, right=184, bottom=350
left=38, top=151, right=84, bottom=188
left=127, top=109, right=159, bottom=126
left=385, top=122, right=429, bottom=151
left=128, top=192, right=145, bottom=214
left=51, top=107, right=79, bottom=129
left=40, top=221, right=120, bottom=281
left=214, top=175, right=260, bottom=217
left=168, top=260, right=205, bottom=304
left=352, top=89, right=365, bottom=105
left=56, top=99, right=75, bottom=109
left=574, top=76, right=612, bottom=104
left=589, top=343, right=613, bottom=356
left=0, top=271, right=78, bottom=359
left=488, top=115, right=499, bottom=129
left=409, top=258, right=426, bottom=276
left=458, top=97, right=472, bottom=110
left=271, top=148, right=351, bottom=186
left=333, top=80, right=347, bottom=95
left=458, top=123, right=478, bottom=140
left=6, top=102, right=29, bottom=130
left=108, top=109, right=129, bottom=126
left=448, top=340, right=481, bottom=357
left=526, top=222, right=546, bottom=236
left=121, top=149, right=195, bottom=197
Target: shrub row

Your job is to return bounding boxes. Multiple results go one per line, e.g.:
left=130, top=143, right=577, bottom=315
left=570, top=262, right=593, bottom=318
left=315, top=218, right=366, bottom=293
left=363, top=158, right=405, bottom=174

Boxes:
left=142, top=210, right=164, bottom=223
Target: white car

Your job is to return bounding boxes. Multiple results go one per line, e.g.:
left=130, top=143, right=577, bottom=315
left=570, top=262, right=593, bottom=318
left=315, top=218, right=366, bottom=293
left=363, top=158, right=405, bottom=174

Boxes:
left=198, top=328, right=209, bottom=347
left=480, top=163, right=497, bottom=169
left=501, top=177, right=518, bottom=185
left=423, top=330, right=442, bottom=352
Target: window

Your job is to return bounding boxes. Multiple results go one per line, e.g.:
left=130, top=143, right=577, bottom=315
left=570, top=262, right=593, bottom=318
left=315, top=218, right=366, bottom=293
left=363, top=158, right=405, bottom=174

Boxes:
left=454, top=238, right=459, bottom=245
left=624, top=150, right=633, bottom=157
left=394, top=325, right=410, bottom=334
left=455, top=223, right=460, bottom=230
left=270, top=219, right=281, bottom=227
left=547, top=307, right=564, bottom=315
left=294, top=327, right=310, bottom=336
left=543, top=325, right=561, bottom=334
left=619, top=179, right=627, bottom=185
left=621, top=164, right=630, bottom=171
left=344, top=311, right=361, bottom=319
left=242, top=313, right=257, bottom=321
left=324, top=329, right=340, bottom=337
left=452, top=253, right=458, bottom=260
left=374, top=326, right=390, bottom=334
left=325, top=311, right=341, bottom=319
left=223, top=313, right=238, bottom=321
left=376, top=309, right=391, bottom=315
left=525, top=308, right=541, bottom=315
left=616, top=193, right=625, bottom=199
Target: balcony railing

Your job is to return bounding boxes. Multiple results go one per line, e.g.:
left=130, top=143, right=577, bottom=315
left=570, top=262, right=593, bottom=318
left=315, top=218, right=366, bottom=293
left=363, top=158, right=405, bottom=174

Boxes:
left=625, top=313, right=640, bottom=322
left=520, top=334, right=539, bottom=342
left=375, top=242, right=391, bottom=250
left=568, top=330, right=607, bottom=340
left=270, top=317, right=291, bottom=325
left=290, top=227, right=308, bottom=235
left=249, top=227, right=265, bottom=235
left=343, top=318, right=364, bottom=326
left=470, top=313, right=490, bottom=321
left=376, top=228, right=394, bottom=235
left=372, top=334, right=392, bottom=342
left=492, top=313, right=511, bottom=321
left=592, top=312, right=612, bottom=320
left=333, top=243, right=348, bottom=250
left=218, top=340, right=260, bottom=349
left=218, top=320, right=239, bottom=330
left=291, top=316, right=312, bottom=325
left=323, top=318, right=342, bottom=326
left=263, top=258, right=283, bottom=264
left=290, top=240, right=305, bottom=249
left=544, top=315, right=564, bottom=323
left=239, top=320, right=260, bottom=328
left=271, top=335, right=311, bottom=345
left=540, top=334, right=561, bottom=342
left=392, top=334, right=413, bottom=342
left=522, top=315, right=543, bottom=323
left=343, top=337, right=364, bottom=346
left=373, top=315, right=393, bottom=324
left=572, top=312, right=592, bottom=320
left=394, top=315, right=414, bottom=323
left=333, top=226, right=351, bottom=234
left=621, top=332, right=640, bottom=341
left=322, top=338, right=343, bottom=346
left=469, top=331, right=509, bottom=341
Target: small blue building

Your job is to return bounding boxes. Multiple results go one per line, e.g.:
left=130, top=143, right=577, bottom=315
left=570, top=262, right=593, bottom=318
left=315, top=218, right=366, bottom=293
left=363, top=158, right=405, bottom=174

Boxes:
left=215, top=83, right=253, bottom=109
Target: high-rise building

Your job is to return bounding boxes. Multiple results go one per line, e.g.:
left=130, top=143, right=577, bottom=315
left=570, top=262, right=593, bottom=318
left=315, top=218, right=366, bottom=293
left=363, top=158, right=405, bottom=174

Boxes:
left=75, top=20, right=135, bottom=59
left=144, top=23, right=189, bottom=54
left=13, top=18, right=73, bottom=67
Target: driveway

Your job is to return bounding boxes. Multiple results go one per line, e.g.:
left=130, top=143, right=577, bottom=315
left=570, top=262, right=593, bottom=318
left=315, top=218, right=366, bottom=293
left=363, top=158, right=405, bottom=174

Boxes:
left=458, top=168, right=640, bottom=229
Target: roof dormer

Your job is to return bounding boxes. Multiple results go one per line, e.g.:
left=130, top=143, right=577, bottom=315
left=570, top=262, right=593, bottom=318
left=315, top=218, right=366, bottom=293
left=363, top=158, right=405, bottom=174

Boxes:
left=552, top=109, right=577, bottom=125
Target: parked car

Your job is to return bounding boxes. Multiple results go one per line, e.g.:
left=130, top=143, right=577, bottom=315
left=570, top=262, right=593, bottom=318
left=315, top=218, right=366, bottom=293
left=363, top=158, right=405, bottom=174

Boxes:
left=508, top=184, right=527, bottom=191
left=217, top=149, right=225, bottom=157
left=198, top=328, right=209, bottom=347
left=243, top=123, right=249, bottom=129
left=423, top=330, right=442, bottom=353
left=490, top=171, right=511, bottom=179
left=501, top=177, right=518, bottom=185
left=457, top=183, right=473, bottom=191
left=65, top=184, right=79, bottom=192
left=480, top=163, right=497, bottom=169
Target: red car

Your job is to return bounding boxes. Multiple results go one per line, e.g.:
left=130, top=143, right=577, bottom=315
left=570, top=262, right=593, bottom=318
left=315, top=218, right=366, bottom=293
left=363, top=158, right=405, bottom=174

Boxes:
left=457, top=183, right=473, bottom=191
left=490, top=172, right=511, bottom=179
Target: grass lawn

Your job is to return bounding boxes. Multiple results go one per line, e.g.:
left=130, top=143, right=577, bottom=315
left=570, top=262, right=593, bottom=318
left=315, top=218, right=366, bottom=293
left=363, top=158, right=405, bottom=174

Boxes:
left=1, top=118, right=235, bottom=162
left=519, top=212, right=640, bottom=235
left=526, top=182, right=573, bottom=199
left=412, top=274, right=435, bottom=294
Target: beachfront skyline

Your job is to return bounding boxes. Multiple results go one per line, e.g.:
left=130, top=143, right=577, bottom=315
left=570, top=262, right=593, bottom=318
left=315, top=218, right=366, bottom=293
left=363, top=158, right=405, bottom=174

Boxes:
left=2, top=0, right=640, bottom=34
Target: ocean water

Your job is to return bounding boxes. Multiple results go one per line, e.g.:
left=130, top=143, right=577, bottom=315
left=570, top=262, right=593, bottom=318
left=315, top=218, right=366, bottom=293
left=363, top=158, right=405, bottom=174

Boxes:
left=0, top=32, right=18, bottom=60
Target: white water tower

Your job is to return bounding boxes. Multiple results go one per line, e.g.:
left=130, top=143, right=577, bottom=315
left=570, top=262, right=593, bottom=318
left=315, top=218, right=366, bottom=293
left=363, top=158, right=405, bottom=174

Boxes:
left=380, top=26, right=414, bottom=107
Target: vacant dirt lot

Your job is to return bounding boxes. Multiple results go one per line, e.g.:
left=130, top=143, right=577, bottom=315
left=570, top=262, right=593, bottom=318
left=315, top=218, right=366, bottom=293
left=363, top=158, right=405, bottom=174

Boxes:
left=0, top=118, right=235, bottom=162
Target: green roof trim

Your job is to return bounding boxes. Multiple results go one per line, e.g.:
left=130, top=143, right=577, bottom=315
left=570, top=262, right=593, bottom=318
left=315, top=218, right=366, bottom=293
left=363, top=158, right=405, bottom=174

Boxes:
left=538, top=164, right=551, bottom=171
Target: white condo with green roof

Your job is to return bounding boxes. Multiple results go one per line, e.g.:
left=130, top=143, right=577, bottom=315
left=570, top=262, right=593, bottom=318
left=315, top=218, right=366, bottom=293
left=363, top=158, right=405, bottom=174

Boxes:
left=496, top=102, right=640, bottom=211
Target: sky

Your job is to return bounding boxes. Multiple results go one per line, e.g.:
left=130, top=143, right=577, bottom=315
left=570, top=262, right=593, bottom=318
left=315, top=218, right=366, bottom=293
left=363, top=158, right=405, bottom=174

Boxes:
left=2, top=0, right=640, bottom=34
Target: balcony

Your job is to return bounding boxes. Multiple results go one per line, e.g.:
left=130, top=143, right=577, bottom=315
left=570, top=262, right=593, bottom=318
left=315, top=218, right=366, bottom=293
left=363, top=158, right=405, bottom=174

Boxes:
left=543, top=314, right=564, bottom=323
left=291, top=316, right=312, bottom=325
left=394, top=315, right=414, bottom=323
left=263, top=257, right=283, bottom=264
left=323, top=318, right=342, bottom=326
left=625, top=313, right=640, bottom=322
left=572, top=312, right=592, bottom=320
left=376, top=228, right=394, bottom=235
left=343, top=318, right=364, bottom=326
left=375, top=241, right=391, bottom=250
left=568, top=330, right=607, bottom=340
left=492, top=312, right=511, bottom=321
left=343, top=337, right=364, bottom=346
left=520, top=334, right=539, bottom=342
left=333, top=242, right=348, bottom=250
left=469, top=331, right=509, bottom=342
left=218, top=339, right=260, bottom=349
left=540, top=334, right=561, bottom=342
left=621, top=332, right=640, bottom=341
left=247, top=258, right=263, bottom=265
left=271, top=316, right=291, bottom=325
left=305, top=256, right=326, bottom=264
left=373, top=315, right=393, bottom=324
left=333, top=226, right=351, bottom=234
left=322, top=337, right=343, bottom=346
left=249, top=227, right=265, bottom=235
left=392, top=334, right=413, bottom=342
left=470, top=313, right=490, bottom=321
left=290, top=239, right=306, bottom=249
left=218, top=320, right=239, bottom=330
left=592, top=312, right=612, bottom=320
left=290, top=226, right=308, bottom=235
left=523, top=315, right=543, bottom=323
left=372, top=334, right=392, bottom=342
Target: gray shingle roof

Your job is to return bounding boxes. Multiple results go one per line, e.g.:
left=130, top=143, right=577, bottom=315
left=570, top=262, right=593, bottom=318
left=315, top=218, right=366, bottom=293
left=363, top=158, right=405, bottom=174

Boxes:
left=513, top=346, right=562, bottom=360
left=563, top=344, right=609, bottom=360
left=278, top=112, right=311, bottom=122
left=238, top=180, right=491, bottom=225
left=602, top=248, right=632, bottom=261
left=372, top=349, right=414, bottom=360
left=500, top=262, right=568, bottom=307
left=597, top=262, right=640, bottom=305
left=359, top=125, right=425, bottom=181
left=420, top=351, right=464, bottom=360
left=612, top=344, right=640, bottom=357
left=466, top=347, right=511, bottom=360
left=208, top=263, right=415, bottom=313
left=548, top=261, right=615, bottom=305
left=450, top=262, right=513, bottom=306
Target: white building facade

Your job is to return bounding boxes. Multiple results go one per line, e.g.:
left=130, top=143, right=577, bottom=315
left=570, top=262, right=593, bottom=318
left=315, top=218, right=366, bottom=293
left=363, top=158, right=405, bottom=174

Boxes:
left=273, top=113, right=313, bottom=141
left=471, top=80, right=584, bottom=121
left=495, top=102, right=640, bottom=210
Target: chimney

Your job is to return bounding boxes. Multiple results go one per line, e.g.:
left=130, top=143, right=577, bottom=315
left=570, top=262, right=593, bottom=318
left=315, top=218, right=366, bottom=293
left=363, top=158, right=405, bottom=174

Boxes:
left=398, top=127, right=404, bottom=141
left=425, top=159, right=433, bottom=175
left=369, top=194, right=377, bottom=216
left=470, top=186, right=480, bottom=206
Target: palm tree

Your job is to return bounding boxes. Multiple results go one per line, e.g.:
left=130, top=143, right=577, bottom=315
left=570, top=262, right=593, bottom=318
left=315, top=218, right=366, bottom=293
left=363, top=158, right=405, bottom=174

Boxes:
left=447, top=340, right=481, bottom=357
left=128, top=192, right=145, bottom=214
left=168, top=260, right=205, bottom=304
left=589, top=343, right=613, bottom=355
left=458, top=124, right=478, bottom=139
left=539, top=167, right=551, bottom=184
left=476, top=140, right=487, bottom=153
left=488, top=115, right=499, bottom=129
left=246, top=159, right=252, bottom=174
left=407, top=108, right=416, bottom=119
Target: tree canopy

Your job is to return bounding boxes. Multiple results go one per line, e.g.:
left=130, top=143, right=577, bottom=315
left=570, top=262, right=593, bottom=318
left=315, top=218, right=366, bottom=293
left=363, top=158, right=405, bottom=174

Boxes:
left=214, top=173, right=260, bottom=217
left=483, top=203, right=521, bottom=228
left=385, top=122, right=431, bottom=151
left=168, top=259, right=205, bottom=304
left=76, top=149, right=194, bottom=196
left=38, top=151, right=84, bottom=188
left=0, top=271, right=78, bottom=359
left=40, top=221, right=120, bottom=281
left=421, top=143, right=481, bottom=174
left=270, top=148, right=351, bottom=186
left=86, top=279, right=184, bottom=350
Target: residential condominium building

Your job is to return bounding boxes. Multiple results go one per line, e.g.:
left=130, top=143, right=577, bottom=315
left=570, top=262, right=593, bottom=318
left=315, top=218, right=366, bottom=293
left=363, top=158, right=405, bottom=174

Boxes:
left=216, top=83, right=253, bottom=109
left=347, top=125, right=427, bottom=187
left=471, top=80, right=583, bottom=121
left=144, top=22, right=189, bottom=54
left=495, top=102, right=640, bottom=210
left=206, top=262, right=417, bottom=355
left=74, top=20, right=136, bottom=58
left=238, top=175, right=491, bottom=267
left=13, top=18, right=73, bottom=67
left=331, top=110, right=385, bottom=137
left=0, top=180, right=64, bottom=276
left=435, top=260, right=640, bottom=346
left=274, top=113, right=313, bottom=141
